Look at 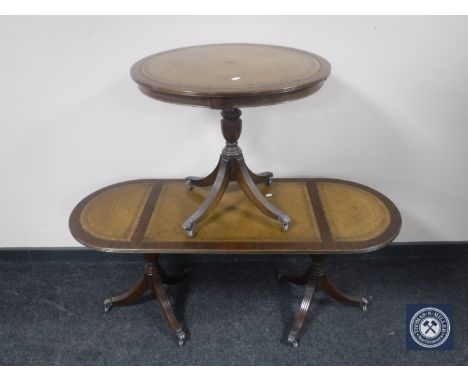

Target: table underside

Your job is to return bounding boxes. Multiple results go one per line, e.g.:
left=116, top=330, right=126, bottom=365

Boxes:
left=69, top=178, right=401, bottom=254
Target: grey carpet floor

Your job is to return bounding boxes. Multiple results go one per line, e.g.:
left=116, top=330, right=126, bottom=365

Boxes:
left=0, top=256, right=467, bottom=365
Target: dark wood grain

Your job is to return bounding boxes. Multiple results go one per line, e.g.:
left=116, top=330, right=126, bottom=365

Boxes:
left=103, top=253, right=187, bottom=345
left=306, top=181, right=333, bottom=243
left=131, top=182, right=163, bottom=243
left=282, top=254, right=368, bottom=347
left=183, top=108, right=290, bottom=236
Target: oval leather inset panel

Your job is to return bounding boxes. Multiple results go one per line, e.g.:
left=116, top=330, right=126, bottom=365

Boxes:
left=79, top=182, right=153, bottom=242
left=317, top=182, right=391, bottom=242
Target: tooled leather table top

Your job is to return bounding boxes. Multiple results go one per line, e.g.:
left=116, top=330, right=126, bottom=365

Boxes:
left=69, top=178, right=401, bottom=254
left=130, top=44, right=331, bottom=109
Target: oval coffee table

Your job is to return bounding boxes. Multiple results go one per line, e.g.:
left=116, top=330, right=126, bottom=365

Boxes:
left=131, top=43, right=331, bottom=237
left=69, top=178, right=401, bottom=346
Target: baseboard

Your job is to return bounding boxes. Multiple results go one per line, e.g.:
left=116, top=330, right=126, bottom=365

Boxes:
left=0, top=242, right=467, bottom=263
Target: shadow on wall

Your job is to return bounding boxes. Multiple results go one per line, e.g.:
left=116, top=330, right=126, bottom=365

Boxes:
left=243, top=75, right=412, bottom=182
left=242, top=75, right=424, bottom=241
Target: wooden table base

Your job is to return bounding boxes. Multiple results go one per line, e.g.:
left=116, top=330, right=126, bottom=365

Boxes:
left=103, top=253, right=367, bottom=348
left=70, top=177, right=401, bottom=347
left=103, top=254, right=188, bottom=346
left=183, top=108, right=291, bottom=237
left=279, top=254, right=368, bottom=347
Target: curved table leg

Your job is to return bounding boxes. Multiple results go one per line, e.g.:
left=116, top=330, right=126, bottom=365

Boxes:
left=287, top=275, right=317, bottom=348
left=181, top=108, right=290, bottom=235
left=161, top=268, right=190, bottom=286
left=319, top=276, right=368, bottom=312
left=104, top=277, right=148, bottom=312
left=245, top=163, right=273, bottom=185
left=104, top=254, right=187, bottom=346
left=150, top=275, right=187, bottom=346
left=186, top=161, right=220, bottom=190
left=182, top=158, right=230, bottom=237
left=278, top=269, right=310, bottom=286
left=236, top=158, right=291, bottom=231
left=281, top=255, right=369, bottom=347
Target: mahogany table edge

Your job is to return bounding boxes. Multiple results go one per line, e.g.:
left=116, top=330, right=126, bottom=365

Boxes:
left=69, top=177, right=401, bottom=255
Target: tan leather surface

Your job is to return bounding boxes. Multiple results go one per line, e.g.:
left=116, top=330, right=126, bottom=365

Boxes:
left=317, top=182, right=390, bottom=241
left=76, top=179, right=396, bottom=248
left=137, top=44, right=324, bottom=94
left=80, top=182, right=153, bottom=241
left=144, top=182, right=321, bottom=242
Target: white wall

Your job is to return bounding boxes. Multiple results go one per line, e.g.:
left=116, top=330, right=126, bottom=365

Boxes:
left=0, top=16, right=467, bottom=247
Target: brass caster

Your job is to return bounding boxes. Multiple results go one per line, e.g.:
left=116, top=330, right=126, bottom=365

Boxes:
left=287, top=334, right=299, bottom=348
left=182, top=222, right=195, bottom=238
left=279, top=215, right=291, bottom=232
left=361, top=298, right=368, bottom=312
left=103, top=298, right=112, bottom=312
left=177, top=331, right=187, bottom=346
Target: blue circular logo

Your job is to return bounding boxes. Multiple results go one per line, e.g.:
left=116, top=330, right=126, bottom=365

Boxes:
left=409, top=307, right=451, bottom=348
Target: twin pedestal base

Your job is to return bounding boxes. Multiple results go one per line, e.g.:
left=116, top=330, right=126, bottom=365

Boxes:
left=104, top=254, right=368, bottom=347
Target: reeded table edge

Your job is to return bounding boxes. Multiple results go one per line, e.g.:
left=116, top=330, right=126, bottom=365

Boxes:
left=69, top=178, right=402, bottom=255
left=130, top=44, right=331, bottom=109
